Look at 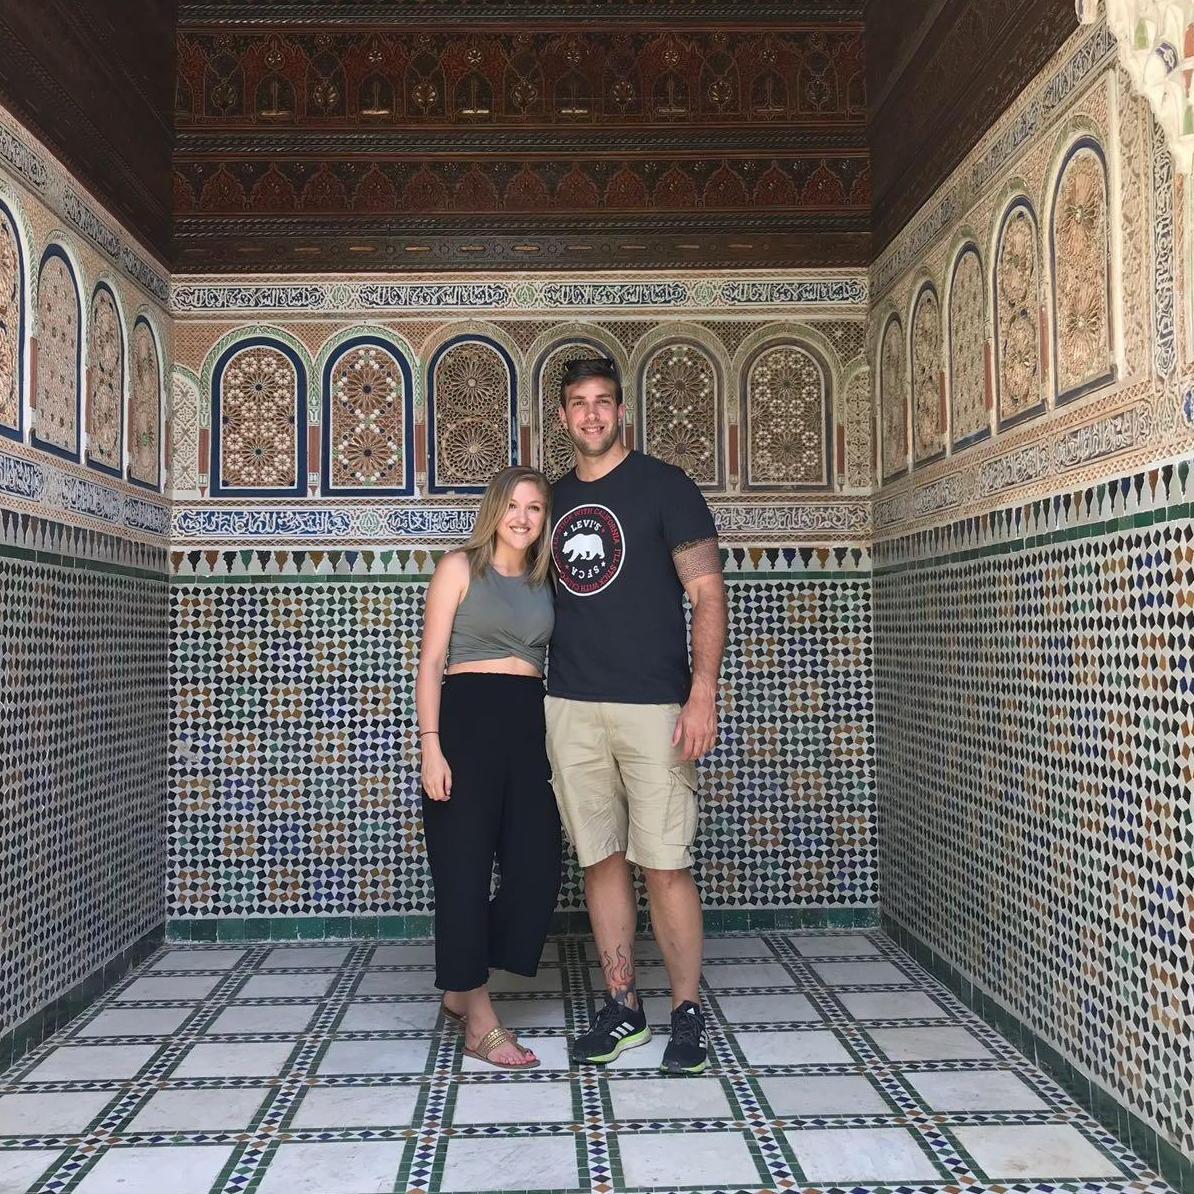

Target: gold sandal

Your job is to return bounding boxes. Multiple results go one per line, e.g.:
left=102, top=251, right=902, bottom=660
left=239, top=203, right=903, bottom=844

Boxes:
left=464, top=1025, right=540, bottom=1070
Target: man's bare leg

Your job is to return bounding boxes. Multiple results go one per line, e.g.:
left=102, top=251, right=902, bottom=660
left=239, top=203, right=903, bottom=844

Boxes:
left=643, top=867, right=702, bottom=1006
left=585, top=852, right=639, bottom=1008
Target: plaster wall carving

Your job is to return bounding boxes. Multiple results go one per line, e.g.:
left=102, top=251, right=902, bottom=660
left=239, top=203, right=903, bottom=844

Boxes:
left=86, top=285, right=123, bottom=473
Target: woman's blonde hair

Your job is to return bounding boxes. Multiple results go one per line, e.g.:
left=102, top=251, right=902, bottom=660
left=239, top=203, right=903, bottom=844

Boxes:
left=460, top=465, right=553, bottom=585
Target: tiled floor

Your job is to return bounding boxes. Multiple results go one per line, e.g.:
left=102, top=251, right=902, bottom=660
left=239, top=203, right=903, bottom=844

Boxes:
left=0, top=932, right=1174, bottom=1194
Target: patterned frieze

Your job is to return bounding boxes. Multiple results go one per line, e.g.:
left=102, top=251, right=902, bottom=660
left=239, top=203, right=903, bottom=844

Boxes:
left=0, top=442, right=169, bottom=546
left=171, top=274, right=869, bottom=317
left=171, top=497, right=872, bottom=547
left=872, top=384, right=1169, bottom=539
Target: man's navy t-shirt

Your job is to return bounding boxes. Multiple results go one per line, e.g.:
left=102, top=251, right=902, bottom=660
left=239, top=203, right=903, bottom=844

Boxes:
left=548, top=450, right=717, bottom=704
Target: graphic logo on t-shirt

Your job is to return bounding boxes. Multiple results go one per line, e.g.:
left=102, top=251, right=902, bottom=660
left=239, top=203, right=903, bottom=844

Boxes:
left=552, top=504, right=625, bottom=596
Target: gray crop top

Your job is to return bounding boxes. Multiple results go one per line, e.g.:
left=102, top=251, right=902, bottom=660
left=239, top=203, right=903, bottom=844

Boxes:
left=448, top=567, right=555, bottom=673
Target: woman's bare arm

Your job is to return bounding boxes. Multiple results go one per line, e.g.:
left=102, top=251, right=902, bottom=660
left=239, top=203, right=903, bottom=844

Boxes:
left=415, top=552, right=469, bottom=799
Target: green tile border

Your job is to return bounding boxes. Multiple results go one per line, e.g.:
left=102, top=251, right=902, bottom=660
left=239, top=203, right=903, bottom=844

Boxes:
left=882, top=914, right=1192, bottom=1194
left=166, top=906, right=880, bottom=943
left=0, top=922, right=165, bottom=1072
left=0, top=539, right=167, bottom=582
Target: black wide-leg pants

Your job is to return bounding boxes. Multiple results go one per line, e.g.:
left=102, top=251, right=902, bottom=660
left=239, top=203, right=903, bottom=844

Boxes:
left=421, top=674, right=562, bottom=991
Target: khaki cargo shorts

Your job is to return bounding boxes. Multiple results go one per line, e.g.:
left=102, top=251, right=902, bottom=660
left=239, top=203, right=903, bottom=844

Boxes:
left=544, top=696, right=699, bottom=870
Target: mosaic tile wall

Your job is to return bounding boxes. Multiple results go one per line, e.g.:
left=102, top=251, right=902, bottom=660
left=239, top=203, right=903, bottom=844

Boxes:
left=169, top=548, right=875, bottom=919
left=874, top=463, right=1194, bottom=1160
left=868, top=17, right=1194, bottom=1168
left=0, top=510, right=169, bottom=1042
left=0, top=108, right=173, bottom=1045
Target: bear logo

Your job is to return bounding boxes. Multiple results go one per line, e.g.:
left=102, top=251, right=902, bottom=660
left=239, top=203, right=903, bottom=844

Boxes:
left=551, top=503, right=625, bottom=596
left=562, top=532, right=605, bottom=562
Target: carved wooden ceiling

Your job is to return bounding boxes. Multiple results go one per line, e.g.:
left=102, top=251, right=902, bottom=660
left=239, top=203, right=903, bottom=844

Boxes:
left=172, top=1, right=868, bottom=272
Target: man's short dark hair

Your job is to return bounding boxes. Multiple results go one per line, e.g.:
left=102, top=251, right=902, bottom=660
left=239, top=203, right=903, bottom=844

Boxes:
left=559, top=357, right=623, bottom=406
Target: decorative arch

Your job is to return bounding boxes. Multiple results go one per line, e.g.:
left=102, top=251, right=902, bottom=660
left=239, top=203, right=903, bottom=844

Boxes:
left=530, top=328, right=628, bottom=482
left=32, top=243, right=83, bottom=462
left=85, top=281, right=125, bottom=476
left=210, top=335, right=308, bottom=497
left=879, top=313, right=908, bottom=482
left=909, top=281, right=945, bottom=466
left=993, top=197, right=1045, bottom=429
left=320, top=333, right=415, bottom=496
left=128, top=316, right=163, bottom=490
left=1049, top=137, right=1115, bottom=403
left=0, top=196, right=27, bottom=442
left=948, top=241, right=990, bottom=450
left=741, top=339, right=832, bottom=491
left=426, top=335, right=516, bottom=493
left=630, top=325, right=724, bottom=489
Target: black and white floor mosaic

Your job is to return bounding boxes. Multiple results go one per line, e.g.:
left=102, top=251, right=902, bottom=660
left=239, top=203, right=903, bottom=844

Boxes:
left=0, top=932, right=1175, bottom=1194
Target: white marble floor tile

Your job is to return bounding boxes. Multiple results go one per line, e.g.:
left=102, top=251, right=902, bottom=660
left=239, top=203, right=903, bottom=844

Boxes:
left=150, top=949, right=245, bottom=972
left=73, top=1145, right=235, bottom=1194
left=452, top=1079, right=574, bottom=1123
left=261, top=946, right=350, bottom=969
left=0, top=1149, right=60, bottom=1194
left=171, top=1040, right=297, bottom=1078
left=702, top=963, right=793, bottom=989
left=955, top=1124, right=1124, bottom=1178
left=609, top=1076, right=733, bottom=1120
left=354, top=971, right=434, bottom=996
left=289, top=1085, right=420, bottom=1129
left=368, top=944, right=437, bottom=966
left=126, top=1087, right=271, bottom=1132
left=73, top=1008, right=195, bottom=1038
left=206, top=1004, right=318, bottom=1034
left=759, top=1074, right=890, bottom=1116
left=837, top=991, right=947, bottom=1020
left=438, top=1136, right=579, bottom=1192
left=490, top=998, right=567, bottom=1028
left=702, top=936, right=770, bottom=958
left=255, top=1141, right=406, bottom=1194
left=337, top=1000, right=441, bottom=1031
left=735, top=1029, right=853, bottom=1066
left=618, top=1129, right=762, bottom=1187
left=237, top=972, right=335, bottom=998
left=904, top=1068, right=1049, bottom=1111
left=317, top=1038, right=432, bottom=1075
left=461, top=1034, right=571, bottom=1072
left=0, top=1090, right=118, bottom=1134
left=790, top=935, right=881, bottom=957
left=21, top=1044, right=160, bottom=1082
left=869, top=1026, right=994, bottom=1061
left=114, top=974, right=223, bottom=1001
left=486, top=968, right=563, bottom=993
left=715, top=993, right=820, bottom=1022
left=786, top=1127, right=941, bottom=1181
left=813, top=961, right=912, bottom=986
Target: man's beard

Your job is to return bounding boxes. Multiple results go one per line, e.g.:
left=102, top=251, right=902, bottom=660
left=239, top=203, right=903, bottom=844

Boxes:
left=568, top=422, right=622, bottom=458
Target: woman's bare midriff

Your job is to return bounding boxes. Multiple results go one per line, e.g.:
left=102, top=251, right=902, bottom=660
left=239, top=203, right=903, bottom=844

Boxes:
left=445, top=656, right=542, bottom=678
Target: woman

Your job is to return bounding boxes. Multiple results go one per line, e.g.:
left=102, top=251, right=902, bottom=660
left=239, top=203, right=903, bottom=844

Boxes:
left=416, top=464, right=561, bottom=1069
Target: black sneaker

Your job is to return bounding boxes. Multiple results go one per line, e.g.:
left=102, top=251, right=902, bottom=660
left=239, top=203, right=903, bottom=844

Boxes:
left=570, top=995, right=651, bottom=1065
left=660, top=1000, right=707, bottom=1074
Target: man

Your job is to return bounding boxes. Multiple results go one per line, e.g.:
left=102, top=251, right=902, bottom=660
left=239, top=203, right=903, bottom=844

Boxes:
left=546, top=356, right=727, bottom=1075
